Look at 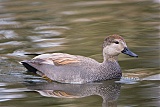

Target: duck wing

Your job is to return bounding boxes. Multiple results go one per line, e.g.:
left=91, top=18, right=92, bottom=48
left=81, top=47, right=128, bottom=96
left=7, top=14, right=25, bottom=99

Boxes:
left=21, top=53, right=82, bottom=72
left=33, top=53, right=81, bottom=66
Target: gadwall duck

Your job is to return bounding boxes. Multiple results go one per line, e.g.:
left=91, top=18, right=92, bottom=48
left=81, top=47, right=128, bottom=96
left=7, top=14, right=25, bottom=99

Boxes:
left=21, top=34, right=138, bottom=84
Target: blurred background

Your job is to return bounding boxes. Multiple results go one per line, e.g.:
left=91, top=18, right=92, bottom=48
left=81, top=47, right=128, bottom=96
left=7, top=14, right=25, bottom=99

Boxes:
left=0, top=0, right=159, bottom=107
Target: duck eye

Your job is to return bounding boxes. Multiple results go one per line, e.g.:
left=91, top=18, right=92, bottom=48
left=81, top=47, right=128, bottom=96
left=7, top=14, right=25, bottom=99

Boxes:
left=114, top=41, right=119, bottom=44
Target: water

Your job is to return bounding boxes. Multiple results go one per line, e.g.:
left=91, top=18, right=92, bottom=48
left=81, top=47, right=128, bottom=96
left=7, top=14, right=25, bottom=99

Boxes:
left=0, top=0, right=159, bottom=107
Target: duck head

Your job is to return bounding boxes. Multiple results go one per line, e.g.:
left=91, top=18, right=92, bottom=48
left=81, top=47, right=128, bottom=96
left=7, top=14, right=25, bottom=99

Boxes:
left=103, top=34, right=138, bottom=60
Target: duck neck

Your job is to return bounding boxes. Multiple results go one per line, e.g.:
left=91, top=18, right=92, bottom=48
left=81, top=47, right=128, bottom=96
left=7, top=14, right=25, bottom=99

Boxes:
left=103, top=55, right=118, bottom=63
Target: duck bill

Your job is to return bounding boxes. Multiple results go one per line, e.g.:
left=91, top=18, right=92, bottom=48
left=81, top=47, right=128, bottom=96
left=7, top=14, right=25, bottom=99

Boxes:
left=121, top=47, right=138, bottom=57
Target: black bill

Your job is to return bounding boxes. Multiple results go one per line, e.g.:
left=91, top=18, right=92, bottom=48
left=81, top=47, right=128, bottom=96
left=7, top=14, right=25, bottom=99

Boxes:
left=121, top=47, right=138, bottom=57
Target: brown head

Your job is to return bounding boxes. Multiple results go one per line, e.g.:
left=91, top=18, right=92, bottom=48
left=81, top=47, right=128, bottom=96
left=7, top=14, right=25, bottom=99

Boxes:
left=103, top=34, right=138, bottom=60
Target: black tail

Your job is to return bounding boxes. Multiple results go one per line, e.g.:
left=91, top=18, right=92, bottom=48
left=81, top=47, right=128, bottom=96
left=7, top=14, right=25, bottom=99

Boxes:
left=21, top=62, right=37, bottom=74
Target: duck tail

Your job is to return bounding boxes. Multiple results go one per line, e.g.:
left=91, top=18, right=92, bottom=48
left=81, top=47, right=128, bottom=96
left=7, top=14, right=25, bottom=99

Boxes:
left=20, top=61, right=37, bottom=74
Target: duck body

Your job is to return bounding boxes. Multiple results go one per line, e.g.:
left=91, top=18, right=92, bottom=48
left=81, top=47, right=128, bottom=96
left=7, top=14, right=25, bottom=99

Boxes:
left=22, top=53, right=121, bottom=83
left=21, top=34, right=138, bottom=84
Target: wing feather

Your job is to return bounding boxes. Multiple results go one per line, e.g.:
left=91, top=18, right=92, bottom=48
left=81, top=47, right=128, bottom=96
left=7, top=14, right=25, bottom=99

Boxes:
left=32, top=53, right=81, bottom=66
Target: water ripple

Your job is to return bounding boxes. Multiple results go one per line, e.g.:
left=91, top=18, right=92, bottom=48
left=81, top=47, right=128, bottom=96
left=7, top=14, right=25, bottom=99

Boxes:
left=0, top=83, right=28, bottom=102
left=0, top=30, right=18, bottom=39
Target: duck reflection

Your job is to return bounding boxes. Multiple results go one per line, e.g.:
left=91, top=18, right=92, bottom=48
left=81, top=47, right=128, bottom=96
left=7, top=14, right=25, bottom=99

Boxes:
left=26, top=80, right=121, bottom=107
